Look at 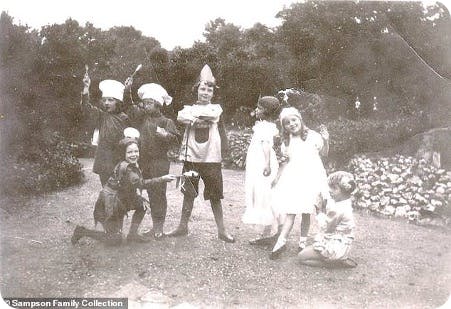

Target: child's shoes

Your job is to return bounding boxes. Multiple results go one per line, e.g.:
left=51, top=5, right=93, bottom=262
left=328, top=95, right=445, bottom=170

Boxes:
left=154, top=232, right=165, bottom=240
left=143, top=229, right=165, bottom=241
left=339, top=258, right=358, bottom=268
left=126, top=233, right=151, bottom=243
left=165, top=227, right=189, bottom=237
left=248, top=234, right=278, bottom=246
left=269, top=244, right=287, bottom=260
left=324, top=258, right=358, bottom=269
left=270, top=237, right=287, bottom=260
left=71, top=225, right=85, bottom=245
left=218, top=232, right=235, bottom=243
left=298, top=237, right=308, bottom=252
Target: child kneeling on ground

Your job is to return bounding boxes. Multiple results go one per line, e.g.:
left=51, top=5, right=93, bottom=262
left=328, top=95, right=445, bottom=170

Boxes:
left=297, top=171, right=358, bottom=268
left=71, top=129, right=176, bottom=246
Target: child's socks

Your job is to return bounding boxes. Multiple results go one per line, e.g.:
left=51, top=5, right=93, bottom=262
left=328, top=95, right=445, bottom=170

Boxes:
left=298, top=236, right=308, bottom=250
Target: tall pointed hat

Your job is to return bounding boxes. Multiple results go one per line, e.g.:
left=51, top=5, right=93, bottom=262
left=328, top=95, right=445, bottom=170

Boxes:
left=198, top=64, right=216, bottom=87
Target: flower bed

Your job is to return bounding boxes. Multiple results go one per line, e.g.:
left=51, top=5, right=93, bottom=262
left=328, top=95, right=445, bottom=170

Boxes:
left=348, top=154, right=451, bottom=226
left=226, top=130, right=253, bottom=169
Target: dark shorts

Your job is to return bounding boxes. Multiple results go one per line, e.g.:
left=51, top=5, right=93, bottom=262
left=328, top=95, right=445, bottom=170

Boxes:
left=181, top=162, right=223, bottom=201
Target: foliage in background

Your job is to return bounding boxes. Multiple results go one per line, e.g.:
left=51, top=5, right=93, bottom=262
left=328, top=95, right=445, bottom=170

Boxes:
left=0, top=1, right=450, bottom=194
left=326, top=112, right=432, bottom=164
left=0, top=133, right=82, bottom=196
left=224, top=111, right=431, bottom=170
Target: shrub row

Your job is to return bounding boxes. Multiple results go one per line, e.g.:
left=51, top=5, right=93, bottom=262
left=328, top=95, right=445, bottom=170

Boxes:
left=1, top=134, right=83, bottom=196
left=327, top=113, right=430, bottom=165
left=224, top=114, right=430, bottom=170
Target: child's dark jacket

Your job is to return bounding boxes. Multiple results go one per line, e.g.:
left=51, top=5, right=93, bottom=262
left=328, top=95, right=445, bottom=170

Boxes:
left=81, top=93, right=130, bottom=178
left=93, top=161, right=163, bottom=225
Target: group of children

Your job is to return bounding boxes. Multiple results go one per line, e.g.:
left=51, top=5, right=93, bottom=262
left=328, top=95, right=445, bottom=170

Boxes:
left=72, top=64, right=234, bottom=247
left=71, top=63, right=357, bottom=268
left=242, top=96, right=357, bottom=267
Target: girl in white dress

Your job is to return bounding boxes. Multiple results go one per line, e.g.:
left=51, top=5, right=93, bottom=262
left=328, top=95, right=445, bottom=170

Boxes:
left=242, top=96, right=282, bottom=244
left=270, top=107, right=330, bottom=259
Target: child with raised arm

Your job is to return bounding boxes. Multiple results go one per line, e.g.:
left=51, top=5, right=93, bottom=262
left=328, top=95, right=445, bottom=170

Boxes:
left=71, top=129, right=176, bottom=246
left=242, top=96, right=283, bottom=245
left=81, top=71, right=130, bottom=186
left=124, top=79, right=180, bottom=240
left=269, top=107, right=330, bottom=259
left=297, top=171, right=357, bottom=268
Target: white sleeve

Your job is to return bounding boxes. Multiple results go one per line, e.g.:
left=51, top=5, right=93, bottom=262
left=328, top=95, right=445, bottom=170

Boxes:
left=177, top=106, right=196, bottom=124
left=192, top=104, right=222, bottom=122
left=281, top=142, right=288, bottom=156
left=312, top=131, right=324, bottom=152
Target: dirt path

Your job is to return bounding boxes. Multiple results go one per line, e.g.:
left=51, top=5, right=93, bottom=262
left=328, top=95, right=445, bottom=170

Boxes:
left=1, top=158, right=450, bottom=308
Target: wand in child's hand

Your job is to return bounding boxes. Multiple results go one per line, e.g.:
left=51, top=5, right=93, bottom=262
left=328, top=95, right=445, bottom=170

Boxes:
left=124, top=64, right=142, bottom=103
left=131, top=64, right=142, bottom=78
left=125, top=64, right=142, bottom=89
left=84, top=64, right=90, bottom=80
left=82, top=64, right=91, bottom=93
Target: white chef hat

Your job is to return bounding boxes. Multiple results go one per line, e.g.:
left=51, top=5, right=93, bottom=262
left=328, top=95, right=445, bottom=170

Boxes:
left=123, top=127, right=140, bottom=139
left=137, top=83, right=172, bottom=106
left=99, top=80, right=125, bottom=102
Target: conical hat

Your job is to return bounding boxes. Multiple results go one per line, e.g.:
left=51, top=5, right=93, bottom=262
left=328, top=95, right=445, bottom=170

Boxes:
left=199, top=64, right=216, bottom=85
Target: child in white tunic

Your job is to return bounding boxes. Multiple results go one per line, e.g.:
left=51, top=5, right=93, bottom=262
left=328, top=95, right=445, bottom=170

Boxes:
left=242, top=96, right=282, bottom=244
left=270, top=107, right=330, bottom=259
left=166, top=64, right=234, bottom=243
left=297, top=171, right=357, bottom=268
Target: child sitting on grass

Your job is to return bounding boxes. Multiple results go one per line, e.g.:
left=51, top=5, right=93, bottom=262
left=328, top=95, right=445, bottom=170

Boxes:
left=297, top=171, right=357, bottom=268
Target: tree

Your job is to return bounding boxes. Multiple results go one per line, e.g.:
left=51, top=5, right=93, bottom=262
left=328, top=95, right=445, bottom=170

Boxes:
left=275, top=0, right=451, bottom=120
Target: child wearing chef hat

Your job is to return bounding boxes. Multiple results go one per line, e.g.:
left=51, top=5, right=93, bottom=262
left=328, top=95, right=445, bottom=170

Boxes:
left=124, top=82, right=180, bottom=240
left=81, top=72, right=130, bottom=186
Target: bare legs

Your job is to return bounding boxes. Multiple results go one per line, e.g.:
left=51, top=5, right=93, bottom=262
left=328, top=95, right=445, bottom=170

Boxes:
left=297, top=246, right=358, bottom=268
left=296, top=246, right=326, bottom=267
left=270, top=213, right=312, bottom=259
left=167, top=196, right=234, bottom=243
left=299, top=213, right=310, bottom=249
left=165, top=196, right=194, bottom=236
left=211, top=199, right=235, bottom=242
